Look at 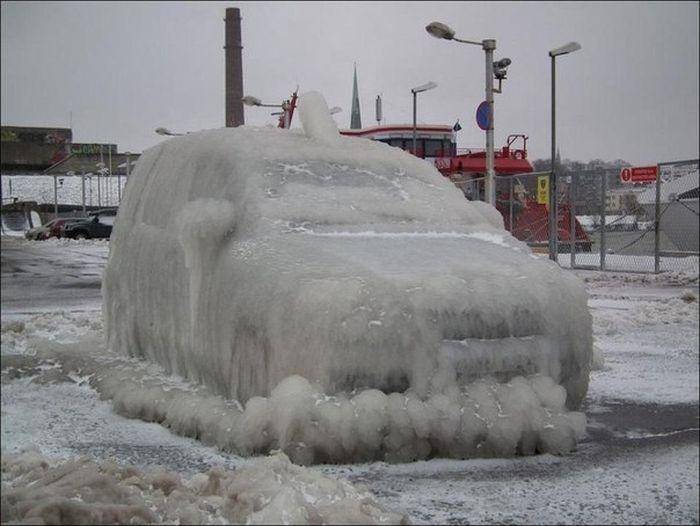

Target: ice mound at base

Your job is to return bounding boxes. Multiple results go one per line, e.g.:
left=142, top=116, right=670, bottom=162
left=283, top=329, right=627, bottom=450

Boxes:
left=103, top=371, right=586, bottom=464
left=1, top=449, right=408, bottom=525
left=14, top=340, right=587, bottom=464
left=103, top=90, right=592, bottom=415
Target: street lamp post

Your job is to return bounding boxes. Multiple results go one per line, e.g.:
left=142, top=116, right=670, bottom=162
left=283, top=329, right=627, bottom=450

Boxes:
left=426, top=22, right=510, bottom=206
left=411, top=82, right=438, bottom=157
left=548, top=42, right=582, bottom=262
left=483, top=39, right=496, bottom=205
left=243, top=93, right=340, bottom=129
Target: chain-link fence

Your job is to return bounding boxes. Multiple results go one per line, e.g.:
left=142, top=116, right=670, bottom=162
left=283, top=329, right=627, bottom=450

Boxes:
left=455, top=159, right=699, bottom=274
left=4, top=160, right=699, bottom=276
left=1, top=173, right=127, bottom=217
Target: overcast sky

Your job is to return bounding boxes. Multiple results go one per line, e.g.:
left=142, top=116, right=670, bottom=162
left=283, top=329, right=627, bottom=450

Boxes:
left=2, top=1, right=698, bottom=164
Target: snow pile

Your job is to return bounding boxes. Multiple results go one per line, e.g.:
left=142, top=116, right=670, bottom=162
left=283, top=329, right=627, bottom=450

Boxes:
left=0, top=212, right=31, bottom=236
left=10, top=339, right=586, bottom=464
left=104, top=90, right=591, bottom=422
left=1, top=311, right=102, bottom=356
left=41, top=237, right=111, bottom=247
left=1, top=449, right=408, bottom=525
left=593, top=294, right=699, bottom=336
left=2, top=236, right=110, bottom=247
left=577, top=268, right=699, bottom=286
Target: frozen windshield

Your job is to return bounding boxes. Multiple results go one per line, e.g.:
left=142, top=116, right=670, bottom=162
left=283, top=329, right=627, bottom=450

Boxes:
left=258, top=159, right=459, bottom=232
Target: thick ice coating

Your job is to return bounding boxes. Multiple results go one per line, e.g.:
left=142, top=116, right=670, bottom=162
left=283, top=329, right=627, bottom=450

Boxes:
left=103, top=91, right=592, bottom=412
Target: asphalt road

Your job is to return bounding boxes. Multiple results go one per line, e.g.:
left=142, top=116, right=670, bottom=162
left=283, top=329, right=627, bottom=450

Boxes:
left=1, top=237, right=106, bottom=314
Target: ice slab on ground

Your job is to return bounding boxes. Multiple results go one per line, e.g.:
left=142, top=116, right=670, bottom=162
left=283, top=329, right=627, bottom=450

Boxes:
left=0, top=449, right=408, bottom=525
left=103, top=90, right=591, bottom=419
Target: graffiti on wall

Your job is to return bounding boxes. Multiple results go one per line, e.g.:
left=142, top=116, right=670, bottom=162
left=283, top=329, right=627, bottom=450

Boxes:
left=70, top=144, right=117, bottom=155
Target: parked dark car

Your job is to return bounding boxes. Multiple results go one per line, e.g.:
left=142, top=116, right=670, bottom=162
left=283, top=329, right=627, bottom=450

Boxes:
left=63, top=209, right=117, bottom=240
left=25, top=217, right=84, bottom=240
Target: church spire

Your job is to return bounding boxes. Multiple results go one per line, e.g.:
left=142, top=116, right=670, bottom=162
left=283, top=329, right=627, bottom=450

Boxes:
left=350, top=63, right=362, bottom=129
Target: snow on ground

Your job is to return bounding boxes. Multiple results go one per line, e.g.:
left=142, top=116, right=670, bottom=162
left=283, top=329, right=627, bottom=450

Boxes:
left=320, top=442, right=698, bottom=525
left=575, top=268, right=699, bottom=405
left=2, top=237, right=699, bottom=524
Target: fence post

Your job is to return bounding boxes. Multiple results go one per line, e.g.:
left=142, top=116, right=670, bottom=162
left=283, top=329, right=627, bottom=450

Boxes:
left=548, top=169, right=558, bottom=262
left=96, top=173, right=101, bottom=208
left=599, top=171, right=606, bottom=271
left=53, top=175, right=58, bottom=218
left=99, top=145, right=103, bottom=207
left=108, top=145, right=113, bottom=207
left=509, top=177, right=514, bottom=232
left=123, top=152, right=131, bottom=203
left=654, top=163, right=661, bottom=274
left=81, top=173, right=86, bottom=215
left=570, top=173, right=576, bottom=269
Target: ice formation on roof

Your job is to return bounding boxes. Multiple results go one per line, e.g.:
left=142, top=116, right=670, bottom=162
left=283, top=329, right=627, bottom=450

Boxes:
left=103, top=90, right=592, bottom=434
left=298, top=91, right=342, bottom=145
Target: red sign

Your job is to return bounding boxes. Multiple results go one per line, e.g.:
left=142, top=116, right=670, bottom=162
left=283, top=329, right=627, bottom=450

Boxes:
left=620, top=166, right=657, bottom=183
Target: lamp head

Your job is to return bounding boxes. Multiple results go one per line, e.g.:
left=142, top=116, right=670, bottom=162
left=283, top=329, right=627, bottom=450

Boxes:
left=241, top=95, right=262, bottom=106
left=549, top=42, right=581, bottom=57
left=411, top=81, right=438, bottom=94
left=426, top=22, right=455, bottom=40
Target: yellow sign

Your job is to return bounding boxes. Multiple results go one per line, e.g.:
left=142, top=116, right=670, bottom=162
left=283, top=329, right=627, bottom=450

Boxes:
left=537, top=175, right=549, bottom=205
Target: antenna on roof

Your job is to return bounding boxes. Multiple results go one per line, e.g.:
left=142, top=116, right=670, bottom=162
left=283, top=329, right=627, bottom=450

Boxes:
left=375, top=95, right=382, bottom=125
